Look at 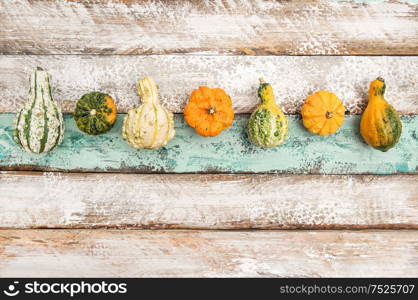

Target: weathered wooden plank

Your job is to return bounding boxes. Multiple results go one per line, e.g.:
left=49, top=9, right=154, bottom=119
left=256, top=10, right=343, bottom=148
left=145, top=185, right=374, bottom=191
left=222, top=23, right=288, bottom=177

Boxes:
left=0, top=55, right=417, bottom=114
left=0, top=230, right=417, bottom=277
left=0, top=0, right=417, bottom=55
left=0, top=172, right=417, bottom=229
left=0, top=114, right=416, bottom=174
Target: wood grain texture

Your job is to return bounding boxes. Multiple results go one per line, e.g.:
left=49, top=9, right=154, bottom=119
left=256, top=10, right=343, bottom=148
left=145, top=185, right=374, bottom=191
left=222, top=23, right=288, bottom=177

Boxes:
left=0, top=0, right=417, bottom=55
left=0, top=114, right=416, bottom=174
left=1, top=230, right=417, bottom=277
left=0, top=55, right=417, bottom=114
left=0, top=172, right=417, bottom=229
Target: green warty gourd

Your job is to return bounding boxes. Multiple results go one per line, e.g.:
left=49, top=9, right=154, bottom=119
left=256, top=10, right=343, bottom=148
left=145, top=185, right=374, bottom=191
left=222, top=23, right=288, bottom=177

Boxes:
left=14, top=67, right=64, bottom=154
left=246, top=78, right=289, bottom=148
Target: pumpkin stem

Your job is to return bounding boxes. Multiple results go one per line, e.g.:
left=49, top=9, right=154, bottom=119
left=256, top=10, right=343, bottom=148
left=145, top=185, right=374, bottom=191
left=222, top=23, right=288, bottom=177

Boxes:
left=36, top=66, right=44, bottom=71
left=325, top=111, right=333, bottom=119
left=259, top=78, right=265, bottom=84
left=208, top=107, right=216, bottom=115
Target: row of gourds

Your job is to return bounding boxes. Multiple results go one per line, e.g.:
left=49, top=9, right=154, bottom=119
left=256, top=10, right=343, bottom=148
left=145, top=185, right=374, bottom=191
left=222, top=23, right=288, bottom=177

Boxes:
left=14, top=67, right=402, bottom=154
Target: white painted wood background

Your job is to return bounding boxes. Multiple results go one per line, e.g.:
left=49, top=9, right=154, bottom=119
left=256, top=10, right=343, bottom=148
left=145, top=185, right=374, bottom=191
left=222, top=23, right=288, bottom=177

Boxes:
left=0, top=173, right=417, bottom=229
left=0, top=0, right=417, bottom=277
left=1, top=230, right=417, bottom=277
left=0, top=0, right=416, bottom=55
left=0, top=56, right=417, bottom=114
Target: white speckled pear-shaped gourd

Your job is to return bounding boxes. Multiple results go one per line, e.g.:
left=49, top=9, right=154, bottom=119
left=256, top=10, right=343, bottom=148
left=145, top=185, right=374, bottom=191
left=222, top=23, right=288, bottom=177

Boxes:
left=14, top=67, right=64, bottom=154
left=122, top=77, right=175, bottom=149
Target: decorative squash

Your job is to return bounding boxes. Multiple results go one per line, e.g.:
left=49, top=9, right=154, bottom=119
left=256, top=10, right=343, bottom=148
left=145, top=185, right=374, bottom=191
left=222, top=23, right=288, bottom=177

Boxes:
left=184, top=86, right=234, bottom=137
left=246, top=78, right=288, bottom=148
left=360, top=77, right=402, bottom=152
left=14, top=67, right=64, bottom=154
left=122, top=77, right=175, bottom=149
left=74, top=92, right=117, bottom=135
left=301, top=90, right=345, bottom=136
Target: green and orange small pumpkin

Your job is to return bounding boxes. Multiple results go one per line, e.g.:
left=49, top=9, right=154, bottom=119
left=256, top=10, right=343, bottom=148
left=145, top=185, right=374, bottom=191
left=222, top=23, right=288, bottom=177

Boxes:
left=74, top=92, right=117, bottom=135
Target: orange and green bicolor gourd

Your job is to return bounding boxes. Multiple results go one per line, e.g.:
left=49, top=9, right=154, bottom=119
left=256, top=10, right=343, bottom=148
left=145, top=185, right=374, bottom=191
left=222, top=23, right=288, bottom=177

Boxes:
left=360, top=77, right=402, bottom=152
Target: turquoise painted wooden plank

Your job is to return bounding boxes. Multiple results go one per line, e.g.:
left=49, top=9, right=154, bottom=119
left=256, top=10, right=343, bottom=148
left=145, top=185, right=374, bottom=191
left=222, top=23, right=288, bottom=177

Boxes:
left=0, top=114, right=416, bottom=174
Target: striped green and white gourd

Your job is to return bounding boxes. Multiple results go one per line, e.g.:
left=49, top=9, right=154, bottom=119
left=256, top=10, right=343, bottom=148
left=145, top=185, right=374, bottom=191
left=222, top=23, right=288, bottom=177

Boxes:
left=14, top=67, right=64, bottom=154
left=122, top=77, right=175, bottom=149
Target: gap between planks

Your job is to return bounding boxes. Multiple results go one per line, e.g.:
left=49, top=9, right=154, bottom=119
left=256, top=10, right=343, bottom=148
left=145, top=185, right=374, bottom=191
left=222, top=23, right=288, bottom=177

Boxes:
left=0, top=229, right=417, bottom=277
left=1, top=172, right=417, bottom=230
left=0, top=55, right=417, bottom=114
left=0, top=0, right=417, bottom=55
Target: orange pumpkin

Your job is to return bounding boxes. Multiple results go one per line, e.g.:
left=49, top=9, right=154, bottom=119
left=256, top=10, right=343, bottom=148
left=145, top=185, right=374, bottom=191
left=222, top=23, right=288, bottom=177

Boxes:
left=184, top=86, right=234, bottom=137
left=301, top=90, right=345, bottom=136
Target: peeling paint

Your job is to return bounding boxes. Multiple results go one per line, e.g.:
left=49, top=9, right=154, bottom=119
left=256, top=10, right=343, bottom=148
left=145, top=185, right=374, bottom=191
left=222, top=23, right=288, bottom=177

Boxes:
left=0, top=114, right=416, bottom=174
left=0, top=55, right=417, bottom=114
left=0, top=0, right=416, bottom=55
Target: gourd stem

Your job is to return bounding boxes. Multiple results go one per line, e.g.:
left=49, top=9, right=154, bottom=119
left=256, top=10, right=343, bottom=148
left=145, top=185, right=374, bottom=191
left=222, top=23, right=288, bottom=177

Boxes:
left=258, top=78, right=276, bottom=106
left=368, top=77, right=386, bottom=101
